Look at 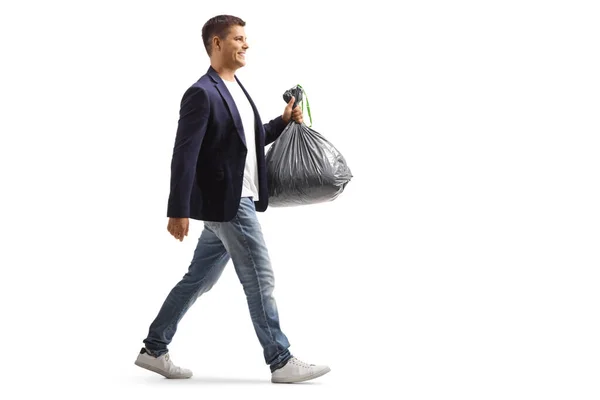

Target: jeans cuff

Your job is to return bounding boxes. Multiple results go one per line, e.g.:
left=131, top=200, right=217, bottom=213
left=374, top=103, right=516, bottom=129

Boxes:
left=270, top=352, right=293, bottom=372
left=143, top=344, right=168, bottom=357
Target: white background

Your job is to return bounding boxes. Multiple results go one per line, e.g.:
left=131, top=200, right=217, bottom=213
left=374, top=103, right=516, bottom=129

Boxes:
left=1, top=0, right=599, bottom=399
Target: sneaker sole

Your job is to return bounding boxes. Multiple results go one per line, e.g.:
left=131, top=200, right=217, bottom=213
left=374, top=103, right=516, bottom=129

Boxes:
left=271, top=366, right=331, bottom=384
left=134, top=359, right=192, bottom=379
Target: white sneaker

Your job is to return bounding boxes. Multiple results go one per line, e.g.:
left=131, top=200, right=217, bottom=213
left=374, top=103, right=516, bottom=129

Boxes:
left=134, top=348, right=193, bottom=379
left=271, top=356, right=331, bottom=383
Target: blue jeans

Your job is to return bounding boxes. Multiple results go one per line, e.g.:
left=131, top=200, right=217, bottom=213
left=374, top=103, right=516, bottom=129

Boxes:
left=143, top=197, right=292, bottom=371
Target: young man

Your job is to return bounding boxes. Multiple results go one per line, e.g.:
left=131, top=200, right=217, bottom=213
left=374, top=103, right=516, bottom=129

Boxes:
left=134, top=15, right=331, bottom=384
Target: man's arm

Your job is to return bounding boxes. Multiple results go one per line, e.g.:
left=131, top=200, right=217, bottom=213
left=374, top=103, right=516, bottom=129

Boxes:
left=264, top=116, right=288, bottom=146
left=264, top=95, right=304, bottom=145
left=166, top=86, right=210, bottom=218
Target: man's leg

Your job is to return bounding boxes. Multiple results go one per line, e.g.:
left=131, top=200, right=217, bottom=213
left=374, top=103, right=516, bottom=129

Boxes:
left=143, top=226, right=230, bottom=355
left=205, top=197, right=292, bottom=371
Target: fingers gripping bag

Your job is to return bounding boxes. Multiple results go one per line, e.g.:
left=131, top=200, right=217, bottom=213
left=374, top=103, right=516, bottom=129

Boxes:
left=266, top=85, right=353, bottom=207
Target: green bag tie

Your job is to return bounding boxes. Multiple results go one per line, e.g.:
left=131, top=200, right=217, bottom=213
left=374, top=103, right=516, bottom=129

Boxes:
left=297, top=84, right=313, bottom=128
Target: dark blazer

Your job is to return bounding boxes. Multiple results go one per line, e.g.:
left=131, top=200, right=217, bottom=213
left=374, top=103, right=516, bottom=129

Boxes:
left=166, top=66, right=288, bottom=222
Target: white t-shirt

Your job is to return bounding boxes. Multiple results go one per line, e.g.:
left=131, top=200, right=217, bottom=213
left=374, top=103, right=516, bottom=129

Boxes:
left=223, top=78, right=259, bottom=201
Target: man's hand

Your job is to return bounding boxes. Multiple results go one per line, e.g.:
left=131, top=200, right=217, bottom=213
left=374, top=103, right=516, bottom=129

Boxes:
left=282, top=96, right=304, bottom=124
left=167, top=217, right=189, bottom=242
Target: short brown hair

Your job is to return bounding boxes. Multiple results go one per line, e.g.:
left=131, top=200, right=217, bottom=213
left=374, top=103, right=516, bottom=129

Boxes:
left=202, top=15, right=246, bottom=56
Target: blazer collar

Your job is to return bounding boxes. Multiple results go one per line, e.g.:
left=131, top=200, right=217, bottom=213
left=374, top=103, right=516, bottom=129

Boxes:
left=207, top=65, right=222, bottom=84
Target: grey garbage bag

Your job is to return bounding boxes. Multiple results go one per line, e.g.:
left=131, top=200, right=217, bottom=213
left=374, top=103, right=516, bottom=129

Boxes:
left=266, top=85, right=352, bottom=207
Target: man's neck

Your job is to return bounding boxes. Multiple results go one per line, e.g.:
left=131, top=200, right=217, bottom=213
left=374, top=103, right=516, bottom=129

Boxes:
left=211, top=63, right=237, bottom=82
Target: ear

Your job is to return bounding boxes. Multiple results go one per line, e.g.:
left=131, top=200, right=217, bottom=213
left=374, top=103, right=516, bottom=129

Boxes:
left=212, top=36, right=221, bottom=51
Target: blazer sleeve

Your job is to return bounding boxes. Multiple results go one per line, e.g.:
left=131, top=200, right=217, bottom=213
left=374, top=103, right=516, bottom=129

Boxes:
left=263, top=116, right=289, bottom=146
left=167, top=86, right=210, bottom=218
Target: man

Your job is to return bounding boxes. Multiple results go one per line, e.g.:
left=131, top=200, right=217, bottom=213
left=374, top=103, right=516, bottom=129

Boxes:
left=134, top=15, right=331, bottom=384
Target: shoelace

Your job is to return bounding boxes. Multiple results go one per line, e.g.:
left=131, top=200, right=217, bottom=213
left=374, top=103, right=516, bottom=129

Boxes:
left=292, top=358, right=313, bottom=368
left=163, top=353, right=185, bottom=373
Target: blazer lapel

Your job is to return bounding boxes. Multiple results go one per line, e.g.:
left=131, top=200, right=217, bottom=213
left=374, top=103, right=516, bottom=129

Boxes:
left=207, top=67, right=247, bottom=148
left=235, top=76, right=265, bottom=149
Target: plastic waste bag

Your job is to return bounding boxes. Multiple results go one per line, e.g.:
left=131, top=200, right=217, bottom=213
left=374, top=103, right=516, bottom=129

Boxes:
left=266, top=85, right=352, bottom=207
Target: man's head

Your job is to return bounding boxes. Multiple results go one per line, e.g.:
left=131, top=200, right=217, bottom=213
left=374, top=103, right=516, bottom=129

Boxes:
left=202, top=15, right=248, bottom=70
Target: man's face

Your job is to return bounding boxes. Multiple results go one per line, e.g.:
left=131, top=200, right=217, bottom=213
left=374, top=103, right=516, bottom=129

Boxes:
left=215, top=25, right=248, bottom=69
